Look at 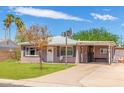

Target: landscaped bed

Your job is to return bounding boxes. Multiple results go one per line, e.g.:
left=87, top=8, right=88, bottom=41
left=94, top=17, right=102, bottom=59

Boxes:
left=0, top=59, right=75, bottom=80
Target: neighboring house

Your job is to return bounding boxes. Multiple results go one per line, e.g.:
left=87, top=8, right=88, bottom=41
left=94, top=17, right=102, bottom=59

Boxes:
left=0, top=40, right=18, bottom=61
left=113, top=47, right=124, bottom=63
left=19, top=36, right=116, bottom=64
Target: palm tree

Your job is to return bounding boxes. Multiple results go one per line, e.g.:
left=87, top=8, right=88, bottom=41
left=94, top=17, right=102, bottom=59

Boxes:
left=15, top=17, right=25, bottom=31
left=15, top=17, right=26, bottom=42
left=3, top=19, right=8, bottom=40
left=3, top=14, right=14, bottom=40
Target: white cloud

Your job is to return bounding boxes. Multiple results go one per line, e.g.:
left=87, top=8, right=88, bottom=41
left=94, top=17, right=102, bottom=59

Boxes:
left=9, top=7, right=91, bottom=22
left=91, top=13, right=118, bottom=21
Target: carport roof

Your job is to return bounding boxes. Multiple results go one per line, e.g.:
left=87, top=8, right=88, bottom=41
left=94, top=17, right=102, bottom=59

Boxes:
left=77, top=41, right=116, bottom=46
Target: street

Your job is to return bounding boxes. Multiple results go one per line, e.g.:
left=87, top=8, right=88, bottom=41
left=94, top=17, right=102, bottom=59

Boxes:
left=0, top=83, right=27, bottom=87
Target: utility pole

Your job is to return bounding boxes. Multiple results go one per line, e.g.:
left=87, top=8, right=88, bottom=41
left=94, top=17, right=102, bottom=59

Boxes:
left=65, top=31, right=68, bottom=66
left=64, top=28, right=72, bottom=68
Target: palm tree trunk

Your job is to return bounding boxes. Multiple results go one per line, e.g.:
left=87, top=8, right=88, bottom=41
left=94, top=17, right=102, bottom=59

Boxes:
left=9, top=27, right=11, bottom=40
left=6, top=28, right=9, bottom=45
left=5, top=28, right=7, bottom=41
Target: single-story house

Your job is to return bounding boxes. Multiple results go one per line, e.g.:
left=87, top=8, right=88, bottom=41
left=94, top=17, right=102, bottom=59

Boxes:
left=19, top=36, right=116, bottom=64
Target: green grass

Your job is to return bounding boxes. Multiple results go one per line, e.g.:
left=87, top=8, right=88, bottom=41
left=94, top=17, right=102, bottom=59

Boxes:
left=0, top=59, right=75, bottom=80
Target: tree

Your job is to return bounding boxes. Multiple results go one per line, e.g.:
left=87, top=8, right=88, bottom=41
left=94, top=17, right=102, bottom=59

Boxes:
left=26, top=25, right=50, bottom=69
left=72, top=27, right=119, bottom=43
left=3, top=14, right=15, bottom=40
left=15, top=17, right=27, bottom=43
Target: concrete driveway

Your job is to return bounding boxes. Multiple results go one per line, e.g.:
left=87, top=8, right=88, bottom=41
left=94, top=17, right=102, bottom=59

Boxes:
left=1, top=63, right=124, bottom=87
left=80, top=63, right=124, bottom=87
left=19, top=63, right=107, bottom=87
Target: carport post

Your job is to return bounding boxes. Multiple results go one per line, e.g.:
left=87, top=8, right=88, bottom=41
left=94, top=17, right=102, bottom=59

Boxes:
left=75, top=46, right=79, bottom=64
left=108, top=45, right=111, bottom=65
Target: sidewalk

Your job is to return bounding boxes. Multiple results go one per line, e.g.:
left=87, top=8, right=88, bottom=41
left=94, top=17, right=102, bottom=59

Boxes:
left=0, top=79, right=78, bottom=87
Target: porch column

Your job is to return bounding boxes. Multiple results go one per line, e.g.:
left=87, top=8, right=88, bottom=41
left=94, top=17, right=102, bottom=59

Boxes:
left=75, top=46, right=80, bottom=64
left=108, top=45, right=111, bottom=64
left=21, top=46, right=25, bottom=57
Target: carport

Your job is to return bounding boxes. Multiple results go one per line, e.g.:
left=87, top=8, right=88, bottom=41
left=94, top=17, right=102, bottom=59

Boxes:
left=75, top=41, right=116, bottom=64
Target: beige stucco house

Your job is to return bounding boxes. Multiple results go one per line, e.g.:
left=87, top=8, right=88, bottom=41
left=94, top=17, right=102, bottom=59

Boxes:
left=19, top=36, right=116, bottom=64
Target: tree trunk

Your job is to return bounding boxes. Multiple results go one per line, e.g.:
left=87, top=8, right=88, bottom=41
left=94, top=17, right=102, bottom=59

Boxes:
left=39, top=50, right=43, bottom=70
left=9, top=27, right=11, bottom=40
left=5, top=28, right=9, bottom=45
left=5, top=28, right=7, bottom=41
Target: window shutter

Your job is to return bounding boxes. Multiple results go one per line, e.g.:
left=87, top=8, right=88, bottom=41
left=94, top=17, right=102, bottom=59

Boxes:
left=57, top=46, right=60, bottom=57
left=73, top=46, right=76, bottom=57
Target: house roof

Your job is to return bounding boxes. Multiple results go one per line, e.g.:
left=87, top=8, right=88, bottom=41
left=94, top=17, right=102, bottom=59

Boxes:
left=48, top=36, right=77, bottom=45
left=18, top=36, right=77, bottom=46
left=77, top=41, right=116, bottom=46
left=0, top=40, right=18, bottom=48
left=18, top=36, right=116, bottom=46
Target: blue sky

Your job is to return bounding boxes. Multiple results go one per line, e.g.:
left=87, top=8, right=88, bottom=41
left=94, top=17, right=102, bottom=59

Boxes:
left=0, top=6, right=124, bottom=40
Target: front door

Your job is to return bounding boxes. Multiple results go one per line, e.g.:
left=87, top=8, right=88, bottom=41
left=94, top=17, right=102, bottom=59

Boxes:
left=87, top=46, right=94, bottom=62
left=47, top=47, right=54, bottom=62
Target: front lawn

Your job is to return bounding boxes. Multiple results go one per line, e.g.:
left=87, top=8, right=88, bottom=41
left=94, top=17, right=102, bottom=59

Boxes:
left=0, top=59, right=75, bottom=80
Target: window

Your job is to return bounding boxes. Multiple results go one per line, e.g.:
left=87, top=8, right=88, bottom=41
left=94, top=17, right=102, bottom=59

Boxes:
left=60, top=47, right=73, bottom=56
left=25, top=47, right=38, bottom=56
left=100, top=48, right=108, bottom=54
left=30, top=48, right=36, bottom=55
left=61, top=47, right=65, bottom=56
left=67, top=47, right=73, bottom=55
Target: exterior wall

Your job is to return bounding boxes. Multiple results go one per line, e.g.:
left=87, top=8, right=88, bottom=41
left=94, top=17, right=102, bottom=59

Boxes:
left=21, top=56, right=40, bottom=63
left=21, top=45, right=76, bottom=63
left=94, top=46, right=108, bottom=58
left=53, top=46, right=76, bottom=63
left=94, top=46, right=108, bottom=62
left=21, top=45, right=47, bottom=63
left=20, top=45, right=115, bottom=63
